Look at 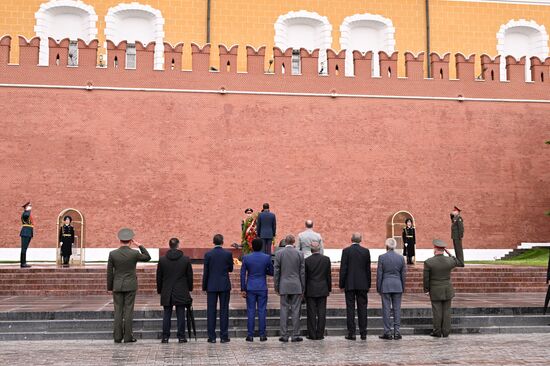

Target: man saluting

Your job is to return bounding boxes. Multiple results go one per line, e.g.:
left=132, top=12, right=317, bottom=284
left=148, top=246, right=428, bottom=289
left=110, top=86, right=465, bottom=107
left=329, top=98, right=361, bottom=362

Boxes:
left=450, top=206, right=465, bottom=266
left=20, top=202, right=33, bottom=268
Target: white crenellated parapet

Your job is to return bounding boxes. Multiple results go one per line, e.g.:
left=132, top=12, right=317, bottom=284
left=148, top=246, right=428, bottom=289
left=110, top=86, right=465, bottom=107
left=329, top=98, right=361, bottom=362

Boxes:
left=340, top=13, right=395, bottom=77
left=105, top=2, right=165, bottom=70
left=496, top=19, right=549, bottom=81
left=34, top=0, right=98, bottom=66
left=274, top=10, right=333, bottom=74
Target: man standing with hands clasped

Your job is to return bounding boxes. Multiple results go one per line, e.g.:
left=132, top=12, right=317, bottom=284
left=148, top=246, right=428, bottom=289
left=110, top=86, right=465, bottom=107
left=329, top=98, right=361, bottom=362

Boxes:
left=423, top=239, right=463, bottom=338
left=107, top=228, right=151, bottom=343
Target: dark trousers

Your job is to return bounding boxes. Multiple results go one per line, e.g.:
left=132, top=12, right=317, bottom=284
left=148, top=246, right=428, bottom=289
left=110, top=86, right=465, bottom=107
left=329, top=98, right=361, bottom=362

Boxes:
left=20, top=236, right=32, bottom=265
left=162, top=305, right=186, bottom=339
left=431, top=299, right=452, bottom=337
left=452, top=238, right=464, bottom=265
left=246, top=290, right=268, bottom=337
left=61, top=256, right=70, bottom=265
left=345, top=290, right=368, bottom=336
left=261, top=239, right=273, bottom=256
left=543, top=285, right=550, bottom=315
left=306, top=296, right=327, bottom=339
left=113, top=290, right=137, bottom=342
left=207, top=291, right=230, bottom=340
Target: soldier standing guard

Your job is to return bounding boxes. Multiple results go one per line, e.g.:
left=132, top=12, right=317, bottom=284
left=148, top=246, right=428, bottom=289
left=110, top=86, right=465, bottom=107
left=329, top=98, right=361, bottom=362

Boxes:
left=402, top=218, right=416, bottom=265
left=19, top=202, right=33, bottom=268
left=450, top=206, right=465, bottom=266
left=59, top=216, right=75, bottom=267
left=423, top=239, right=463, bottom=337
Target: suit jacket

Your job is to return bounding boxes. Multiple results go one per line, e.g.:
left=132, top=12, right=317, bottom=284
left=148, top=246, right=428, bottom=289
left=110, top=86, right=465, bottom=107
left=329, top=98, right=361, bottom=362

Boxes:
left=202, top=246, right=234, bottom=292
left=339, top=243, right=371, bottom=291
left=20, top=211, right=33, bottom=238
left=240, top=252, right=274, bottom=292
left=107, top=245, right=151, bottom=292
left=274, top=245, right=305, bottom=295
left=298, top=229, right=324, bottom=257
left=305, top=253, right=332, bottom=297
left=256, top=211, right=276, bottom=239
left=156, top=249, right=193, bottom=306
left=423, top=253, right=462, bottom=301
left=451, top=215, right=464, bottom=240
left=376, top=250, right=406, bottom=294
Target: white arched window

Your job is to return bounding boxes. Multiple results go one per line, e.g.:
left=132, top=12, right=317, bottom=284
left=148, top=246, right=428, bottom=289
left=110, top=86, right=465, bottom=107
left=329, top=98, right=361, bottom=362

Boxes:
left=274, top=10, right=332, bottom=74
left=34, top=0, right=98, bottom=66
left=340, top=14, right=395, bottom=77
left=497, top=19, right=549, bottom=81
left=105, top=3, right=165, bottom=70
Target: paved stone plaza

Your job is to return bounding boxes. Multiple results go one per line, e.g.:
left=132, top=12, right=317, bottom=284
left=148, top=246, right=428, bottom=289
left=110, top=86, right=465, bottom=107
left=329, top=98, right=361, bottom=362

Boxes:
left=0, top=333, right=549, bottom=365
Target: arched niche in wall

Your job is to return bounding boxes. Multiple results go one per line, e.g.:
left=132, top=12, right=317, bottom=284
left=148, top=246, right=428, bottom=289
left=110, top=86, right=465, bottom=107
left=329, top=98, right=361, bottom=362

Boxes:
left=274, top=10, right=332, bottom=74
left=497, top=19, right=549, bottom=82
left=105, top=2, right=165, bottom=70
left=340, top=13, right=395, bottom=77
left=34, top=0, right=98, bottom=66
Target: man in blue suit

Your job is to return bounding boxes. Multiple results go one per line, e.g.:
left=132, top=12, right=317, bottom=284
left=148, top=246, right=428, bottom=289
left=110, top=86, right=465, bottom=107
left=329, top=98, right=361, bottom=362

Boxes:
left=202, top=234, right=234, bottom=343
left=377, top=238, right=407, bottom=340
left=256, top=203, right=276, bottom=255
left=240, top=238, right=274, bottom=342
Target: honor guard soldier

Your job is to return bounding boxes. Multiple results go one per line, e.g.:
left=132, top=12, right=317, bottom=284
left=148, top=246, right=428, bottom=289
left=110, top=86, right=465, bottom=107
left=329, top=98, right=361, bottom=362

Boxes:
left=19, top=202, right=33, bottom=268
left=402, top=218, right=416, bottom=265
left=59, top=216, right=75, bottom=267
left=450, top=206, right=465, bottom=266
left=423, top=239, right=463, bottom=337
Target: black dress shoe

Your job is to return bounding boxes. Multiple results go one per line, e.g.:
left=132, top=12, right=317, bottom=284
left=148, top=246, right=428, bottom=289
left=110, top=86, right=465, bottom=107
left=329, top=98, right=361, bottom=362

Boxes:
left=291, top=337, right=303, bottom=342
left=360, top=335, right=367, bottom=341
left=394, top=334, right=402, bottom=340
left=245, top=336, right=253, bottom=342
left=124, top=338, right=137, bottom=343
left=279, top=336, right=289, bottom=343
left=220, top=338, right=230, bottom=343
left=207, top=338, right=216, bottom=343
left=179, top=338, right=187, bottom=343
left=345, top=335, right=356, bottom=341
left=429, top=332, right=442, bottom=338
left=20, top=264, right=31, bottom=268
left=317, top=336, right=325, bottom=340
left=379, top=334, right=393, bottom=340
left=260, top=336, right=268, bottom=342
left=114, top=340, right=122, bottom=343
left=442, top=334, right=449, bottom=338
left=306, top=336, right=316, bottom=340
left=161, top=338, right=169, bottom=343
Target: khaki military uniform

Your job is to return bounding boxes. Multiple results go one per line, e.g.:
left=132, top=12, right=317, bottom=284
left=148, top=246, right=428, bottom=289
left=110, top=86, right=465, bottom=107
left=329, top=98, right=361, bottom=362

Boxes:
left=423, top=253, right=462, bottom=337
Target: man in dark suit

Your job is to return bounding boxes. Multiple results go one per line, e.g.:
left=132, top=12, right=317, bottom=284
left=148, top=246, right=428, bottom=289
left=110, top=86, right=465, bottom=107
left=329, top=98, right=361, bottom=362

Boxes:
left=377, top=238, right=407, bottom=340
left=157, top=237, right=193, bottom=343
left=256, top=203, right=276, bottom=255
left=339, top=232, right=371, bottom=341
left=305, top=242, right=331, bottom=340
left=202, top=233, right=234, bottom=343
left=423, top=239, right=463, bottom=337
left=274, top=235, right=305, bottom=343
left=107, top=228, right=151, bottom=343
left=240, top=238, right=274, bottom=342
left=19, top=202, right=33, bottom=268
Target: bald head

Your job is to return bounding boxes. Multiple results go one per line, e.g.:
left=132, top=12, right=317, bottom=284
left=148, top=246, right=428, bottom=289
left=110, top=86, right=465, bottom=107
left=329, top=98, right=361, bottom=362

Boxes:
left=351, top=232, right=362, bottom=244
left=305, top=220, right=314, bottom=229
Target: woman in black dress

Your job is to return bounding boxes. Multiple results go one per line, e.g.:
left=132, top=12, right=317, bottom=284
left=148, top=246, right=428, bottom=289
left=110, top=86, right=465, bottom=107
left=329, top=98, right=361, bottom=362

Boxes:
left=402, top=218, right=416, bottom=264
left=59, top=215, right=75, bottom=267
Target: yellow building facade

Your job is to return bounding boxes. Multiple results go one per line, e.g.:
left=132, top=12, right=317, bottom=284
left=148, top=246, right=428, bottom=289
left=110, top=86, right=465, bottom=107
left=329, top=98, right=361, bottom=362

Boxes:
left=1, top=0, right=550, bottom=77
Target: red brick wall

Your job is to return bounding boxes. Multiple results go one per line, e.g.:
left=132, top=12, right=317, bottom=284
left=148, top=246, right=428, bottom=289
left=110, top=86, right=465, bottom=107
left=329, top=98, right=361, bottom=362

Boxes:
left=1, top=88, right=549, bottom=250
left=0, top=38, right=549, bottom=250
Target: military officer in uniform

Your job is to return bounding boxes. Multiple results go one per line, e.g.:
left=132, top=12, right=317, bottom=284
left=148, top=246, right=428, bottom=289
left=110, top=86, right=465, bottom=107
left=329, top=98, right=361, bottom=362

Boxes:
left=423, top=239, right=463, bottom=337
left=19, top=202, right=33, bottom=268
left=59, top=215, right=75, bottom=267
left=450, top=206, right=465, bottom=266
left=107, top=228, right=151, bottom=343
left=402, top=218, right=416, bottom=265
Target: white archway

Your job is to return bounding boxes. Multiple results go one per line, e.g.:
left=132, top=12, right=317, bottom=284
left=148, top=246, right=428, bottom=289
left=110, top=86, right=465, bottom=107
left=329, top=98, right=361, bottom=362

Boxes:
left=340, top=13, right=395, bottom=77
left=105, top=2, right=165, bottom=70
left=34, top=0, right=98, bottom=66
left=496, top=19, right=549, bottom=81
left=274, top=10, right=332, bottom=74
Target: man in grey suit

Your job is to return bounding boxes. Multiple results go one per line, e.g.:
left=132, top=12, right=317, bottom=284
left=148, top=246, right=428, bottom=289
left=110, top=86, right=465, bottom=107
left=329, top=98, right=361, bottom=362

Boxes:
left=107, top=228, right=151, bottom=343
left=377, top=238, right=407, bottom=340
left=298, top=220, right=324, bottom=259
left=274, top=234, right=305, bottom=343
